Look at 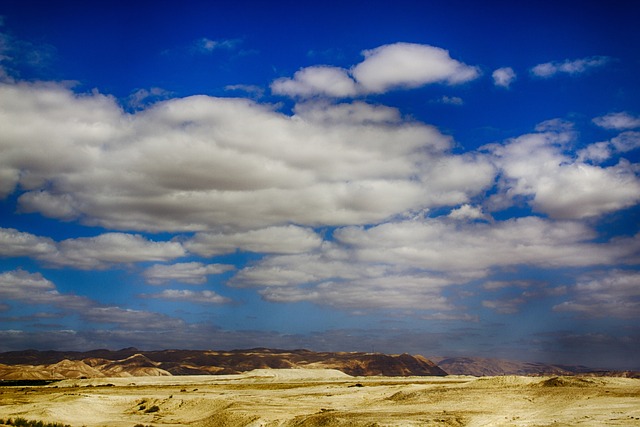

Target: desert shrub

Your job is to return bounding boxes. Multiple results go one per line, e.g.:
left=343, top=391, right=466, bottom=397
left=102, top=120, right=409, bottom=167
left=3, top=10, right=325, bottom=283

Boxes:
left=2, top=419, right=70, bottom=427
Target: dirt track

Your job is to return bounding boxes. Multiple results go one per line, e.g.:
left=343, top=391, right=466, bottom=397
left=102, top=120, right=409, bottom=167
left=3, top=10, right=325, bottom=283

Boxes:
left=1, top=370, right=639, bottom=426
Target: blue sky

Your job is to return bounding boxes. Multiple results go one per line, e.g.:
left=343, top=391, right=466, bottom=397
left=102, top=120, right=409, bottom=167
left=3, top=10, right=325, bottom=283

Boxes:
left=1, top=0, right=639, bottom=370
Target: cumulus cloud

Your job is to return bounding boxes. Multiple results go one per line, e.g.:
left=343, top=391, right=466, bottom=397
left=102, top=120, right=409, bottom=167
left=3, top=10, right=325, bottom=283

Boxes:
left=554, top=270, right=640, bottom=318
left=271, top=42, right=479, bottom=98
left=492, top=67, right=516, bottom=88
left=0, top=269, right=56, bottom=300
left=271, top=66, right=358, bottom=98
left=185, top=225, right=323, bottom=257
left=43, top=233, right=186, bottom=269
left=578, top=131, right=640, bottom=163
left=0, top=227, right=56, bottom=257
left=484, top=125, right=640, bottom=219
left=0, top=82, right=497, bottom=232
left=0, top=228, right=185, bottom=269
left=141, top=289, right=231, bottom=304
left=228, top=216, right=639, bottom=311
left=353, top=43, right=480, bottom=93
left=143, top=262, right=235, bottom=285
left=593, top=112, right=640, bottom=130
left=447, top=204, right=486, bottom=220
left=576, top=141, right=613, bottom=164
left=530, top=56, right=610, bottom=78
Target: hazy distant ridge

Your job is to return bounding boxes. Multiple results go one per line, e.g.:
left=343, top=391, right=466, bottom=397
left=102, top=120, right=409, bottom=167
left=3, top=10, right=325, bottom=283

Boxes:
left=433, top=356, right=639, bottom=378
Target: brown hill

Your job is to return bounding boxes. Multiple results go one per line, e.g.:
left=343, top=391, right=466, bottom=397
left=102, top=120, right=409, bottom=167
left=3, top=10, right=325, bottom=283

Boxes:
left=0, top=348, right=446, bottom=380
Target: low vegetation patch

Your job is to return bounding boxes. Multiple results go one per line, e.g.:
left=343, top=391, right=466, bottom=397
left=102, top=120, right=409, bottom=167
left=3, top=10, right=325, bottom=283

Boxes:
left=0, top=418, right=71, bottom=427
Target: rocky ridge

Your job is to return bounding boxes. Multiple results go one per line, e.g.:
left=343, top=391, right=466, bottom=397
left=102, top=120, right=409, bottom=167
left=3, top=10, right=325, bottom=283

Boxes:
left=0, top=348, right=446, bottom=380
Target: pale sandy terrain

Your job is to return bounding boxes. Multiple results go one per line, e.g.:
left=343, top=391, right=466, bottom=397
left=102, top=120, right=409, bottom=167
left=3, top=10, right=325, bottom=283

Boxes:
left=1, top=369, right=639, bottom=426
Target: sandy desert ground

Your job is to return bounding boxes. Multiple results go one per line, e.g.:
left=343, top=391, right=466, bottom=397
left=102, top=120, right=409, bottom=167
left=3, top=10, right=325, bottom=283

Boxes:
left=1, top=369, right=639, bottom=426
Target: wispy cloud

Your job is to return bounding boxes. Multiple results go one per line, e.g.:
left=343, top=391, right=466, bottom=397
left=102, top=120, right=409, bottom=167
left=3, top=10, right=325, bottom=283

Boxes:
left=593, top=112, right=640, bottom=130
left=0, top=269, right=183, bottom=329
left=530, top=56, right=610, bottom=78
left=554, top=270, right=640, bottom=319
left=224, top=84, right=265, bottom=98
left=143, top=262, right=235, bottom=285
left=193, top=37, right=241, bottom=54
left=438, top=95, right=464, bottom=105
left=141, top=289, right=231, bottom=304
left=127, top=87, right=172, bottom=110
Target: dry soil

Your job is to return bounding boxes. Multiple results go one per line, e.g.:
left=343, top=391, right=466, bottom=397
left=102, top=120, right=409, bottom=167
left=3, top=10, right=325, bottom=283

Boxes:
left=1, top=369, right=639, bottom=426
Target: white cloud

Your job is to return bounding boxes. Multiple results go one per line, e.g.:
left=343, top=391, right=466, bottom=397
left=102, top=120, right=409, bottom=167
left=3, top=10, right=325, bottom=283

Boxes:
left=484, top=126, right=640, bottom=219
left=577, top=141, right=612, bottom=163
left=448, top=204, right=486, bottom=220
left=334, top=217, right=638, bottom=272
left=578, top=131, right=640, bottom=164
left=228, top=216, right=639, bottom=311
left=0, top=227, right=186, bottom=269
left=0, top=227, right=56, bottom=257
left=141, top=289, right=231, bottom=304
left=0, top=269, right=56, bottom=300
left=593, top=112, right=640, bottom=130
left=43, top=233, right=186, bottom=269
left=271, top=66, right=358, bottom=98
left=554, top=270, right=640, bottom=318
left=271, top=43, right=479, bottom=98
left=611, top=131, right=640, bottom=152
left=81, top=306, right=185, bottom=329
left=530, top=56, right=610, bottom=78
left=260, top=275, right=454, bottom=311
left=492, top=67, right=516, bottom=88
left=352, top=43, right=480, bottom=93
left=0, top=269, right=185, bottom=330
left=143, top=262, right=235, bottom=285
left=185, top=225, right=323, bottom=257
left=1, top=82, right=497, bottom=232
left=224, top=84, right=265, bottom=98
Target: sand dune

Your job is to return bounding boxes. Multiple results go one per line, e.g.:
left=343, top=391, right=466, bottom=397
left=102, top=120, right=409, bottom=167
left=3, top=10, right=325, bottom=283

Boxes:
left=1, top=371, right=639, bottom=426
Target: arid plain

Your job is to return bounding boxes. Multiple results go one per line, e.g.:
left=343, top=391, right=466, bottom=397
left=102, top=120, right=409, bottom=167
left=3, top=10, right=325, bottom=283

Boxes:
left=1, top=370, right=639, bottom=427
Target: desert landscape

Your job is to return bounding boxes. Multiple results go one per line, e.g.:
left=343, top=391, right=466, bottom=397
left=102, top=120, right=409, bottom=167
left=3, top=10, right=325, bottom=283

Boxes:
left=1, top=370, right=640, bottom=426
left=1, top=349, right=639, bottom=427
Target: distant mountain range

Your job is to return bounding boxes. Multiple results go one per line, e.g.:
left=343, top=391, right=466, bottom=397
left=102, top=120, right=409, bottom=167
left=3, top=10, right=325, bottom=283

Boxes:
left=0, top=348, right=446, bottom=380
left=435, top=356, right=638, bottom=378
left=0, top=348, right=637, bottom=380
